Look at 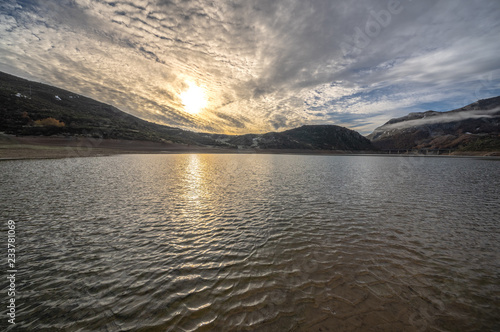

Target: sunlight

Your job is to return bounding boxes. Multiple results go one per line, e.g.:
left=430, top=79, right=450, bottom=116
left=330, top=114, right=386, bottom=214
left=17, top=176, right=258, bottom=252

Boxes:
left=180, top=82, right=207, bottom=114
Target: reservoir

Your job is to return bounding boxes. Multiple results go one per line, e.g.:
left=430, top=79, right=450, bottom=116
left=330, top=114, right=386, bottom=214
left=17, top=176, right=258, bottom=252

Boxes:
left=1, top=154, right=498, bottom=331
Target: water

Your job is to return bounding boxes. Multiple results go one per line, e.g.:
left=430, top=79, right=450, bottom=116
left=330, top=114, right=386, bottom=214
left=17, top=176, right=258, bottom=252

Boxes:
left=1, top=154, right=499, bottom=331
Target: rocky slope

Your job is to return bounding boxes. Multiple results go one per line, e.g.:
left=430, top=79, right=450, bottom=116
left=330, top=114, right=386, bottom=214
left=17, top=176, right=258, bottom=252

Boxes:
left=367, top=96, right=500, bottom=151
left=0, top=71, right=374, bottom=151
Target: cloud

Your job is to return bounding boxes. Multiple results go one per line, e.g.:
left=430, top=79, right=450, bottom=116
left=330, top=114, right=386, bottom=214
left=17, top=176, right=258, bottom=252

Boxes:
left=380, top=108, right=500, bottom=131
left=0, top=0, right=499, bottom=134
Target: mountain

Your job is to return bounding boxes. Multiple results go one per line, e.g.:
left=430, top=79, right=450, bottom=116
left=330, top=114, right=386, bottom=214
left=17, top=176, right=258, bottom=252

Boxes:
left=367, top=96, right=500, bottom=151
left=213, top=125, right=373, bottom=150
left=0, top=71, right=228, bottom=146
left=0, top=71, right=374, bottom=151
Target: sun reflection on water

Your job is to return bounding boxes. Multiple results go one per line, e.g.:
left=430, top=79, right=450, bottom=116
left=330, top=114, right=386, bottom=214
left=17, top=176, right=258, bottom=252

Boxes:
left=179, top=154, right=212, bottom=221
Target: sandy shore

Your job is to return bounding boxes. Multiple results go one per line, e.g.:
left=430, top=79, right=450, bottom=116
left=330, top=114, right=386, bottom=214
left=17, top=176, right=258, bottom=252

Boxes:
left=1, top=134, right=498, bottom=160
left=0, top=134, right=380, bottom=160
left=0, top=134, right=233, bottom=160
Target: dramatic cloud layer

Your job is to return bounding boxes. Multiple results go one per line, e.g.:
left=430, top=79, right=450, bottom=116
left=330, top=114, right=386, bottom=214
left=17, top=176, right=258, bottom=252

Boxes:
left=1, top=0, right=500, bottom=134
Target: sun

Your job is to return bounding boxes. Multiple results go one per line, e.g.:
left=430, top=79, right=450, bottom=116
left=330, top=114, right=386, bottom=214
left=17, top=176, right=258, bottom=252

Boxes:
left=180, top=82, right=207, bottom=114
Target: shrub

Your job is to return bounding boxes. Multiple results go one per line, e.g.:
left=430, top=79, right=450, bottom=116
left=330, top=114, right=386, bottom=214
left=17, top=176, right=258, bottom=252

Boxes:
left=34, top=117, right=65, bottom=127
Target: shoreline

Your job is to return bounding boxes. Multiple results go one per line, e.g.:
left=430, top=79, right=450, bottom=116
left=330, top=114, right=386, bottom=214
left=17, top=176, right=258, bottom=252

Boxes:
left=1, top=135, right=499, bottom=161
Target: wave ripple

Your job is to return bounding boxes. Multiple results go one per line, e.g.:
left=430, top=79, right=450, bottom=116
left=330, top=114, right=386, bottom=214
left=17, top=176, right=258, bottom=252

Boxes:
left=1, top=154, right=499, bottom=331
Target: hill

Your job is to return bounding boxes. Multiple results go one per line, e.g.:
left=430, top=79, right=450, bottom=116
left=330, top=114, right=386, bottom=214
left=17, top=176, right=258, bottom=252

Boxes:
left=0, top=71, right=374, bottom=151
left=367, top=96, right=500, bottom=151
left=0, top=71, right=226, bottom=145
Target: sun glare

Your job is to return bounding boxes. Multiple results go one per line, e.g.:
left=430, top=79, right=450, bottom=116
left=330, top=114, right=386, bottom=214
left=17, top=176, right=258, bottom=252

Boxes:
left=180, top=82, right=207, bottom=114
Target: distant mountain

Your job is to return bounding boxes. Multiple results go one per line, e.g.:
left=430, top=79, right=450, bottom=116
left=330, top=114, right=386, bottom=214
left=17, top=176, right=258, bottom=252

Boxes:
left=215, top=125, right=374, bottom=150
left=367, top=96, right=500, bottom=151
left=0, top=71, right=374, bottom=151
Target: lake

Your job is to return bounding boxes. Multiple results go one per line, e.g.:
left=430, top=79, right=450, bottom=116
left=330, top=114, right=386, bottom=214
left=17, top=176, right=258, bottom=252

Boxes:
left=1, top=154, right=499, bottom=331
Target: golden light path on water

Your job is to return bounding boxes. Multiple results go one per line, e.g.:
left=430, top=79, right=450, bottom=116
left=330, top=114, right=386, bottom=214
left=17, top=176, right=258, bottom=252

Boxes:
left=181, top=154, right=206, bottom=220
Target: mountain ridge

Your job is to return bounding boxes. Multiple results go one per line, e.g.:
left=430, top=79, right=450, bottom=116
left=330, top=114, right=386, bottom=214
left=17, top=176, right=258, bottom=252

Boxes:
left=3, top=70, right=499, bottom=154
left=367, top=96, right=500, bottom=151
left=0, top=71, right=374, bottom=151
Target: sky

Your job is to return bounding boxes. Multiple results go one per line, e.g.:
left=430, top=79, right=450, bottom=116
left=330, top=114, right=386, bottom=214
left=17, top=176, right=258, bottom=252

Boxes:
left=1, top=0, right=500, bottom=135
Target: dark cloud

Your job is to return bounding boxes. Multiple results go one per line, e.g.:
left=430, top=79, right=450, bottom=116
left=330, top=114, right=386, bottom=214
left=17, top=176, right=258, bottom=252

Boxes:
left=1, top=0, right=499, bottom=135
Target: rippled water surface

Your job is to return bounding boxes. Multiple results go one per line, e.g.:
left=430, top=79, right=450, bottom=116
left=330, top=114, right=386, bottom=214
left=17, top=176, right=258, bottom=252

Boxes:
left=1, top=154, right=499, bottom=331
